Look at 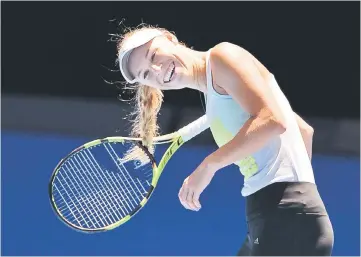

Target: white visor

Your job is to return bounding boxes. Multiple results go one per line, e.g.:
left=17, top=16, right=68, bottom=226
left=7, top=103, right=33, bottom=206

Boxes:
left=118, top=29, right=163, bottom=84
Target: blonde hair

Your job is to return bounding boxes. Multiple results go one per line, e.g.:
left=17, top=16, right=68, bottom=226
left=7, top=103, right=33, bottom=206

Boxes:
left=116, top=25, right=175, bottom=165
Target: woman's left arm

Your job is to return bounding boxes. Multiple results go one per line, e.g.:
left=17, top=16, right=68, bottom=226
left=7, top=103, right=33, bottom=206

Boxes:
left=205, top=43, right=287, bottom=171
left=294, top=112, right=314, bottom=161
left=178, top=42, right=288, bottom=211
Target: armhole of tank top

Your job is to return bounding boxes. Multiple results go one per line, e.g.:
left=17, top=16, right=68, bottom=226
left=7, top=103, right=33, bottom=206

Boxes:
left=206, top=49, right=232, bottom=99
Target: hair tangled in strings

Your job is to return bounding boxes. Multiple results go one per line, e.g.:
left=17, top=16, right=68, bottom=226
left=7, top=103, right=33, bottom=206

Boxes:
left=116, top=24, right=178, bottom=165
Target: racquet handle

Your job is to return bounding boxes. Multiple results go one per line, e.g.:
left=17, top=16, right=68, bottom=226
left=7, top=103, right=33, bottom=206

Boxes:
left=176, top=115, right=209, bottom=142
left=117, top=115, right=210, bottom=144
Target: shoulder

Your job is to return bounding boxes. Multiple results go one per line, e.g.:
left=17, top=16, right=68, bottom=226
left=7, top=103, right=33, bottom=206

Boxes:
left=208, top=42, right=254, bottom=89
left=210, top=42, right=249, bottom=66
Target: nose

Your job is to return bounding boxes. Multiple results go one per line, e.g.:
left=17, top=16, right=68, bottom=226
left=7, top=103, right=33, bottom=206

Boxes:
left=151, top=63, right=162, bottom=73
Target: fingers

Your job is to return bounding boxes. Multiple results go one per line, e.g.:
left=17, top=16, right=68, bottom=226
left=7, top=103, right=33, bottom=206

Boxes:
left=178, top=181, right=201, bottom=211
left=192, top=191, right=202, bottom=210
left=178, top=185, right=192, bottom=210
left=185, top=190, right=199, bottom=211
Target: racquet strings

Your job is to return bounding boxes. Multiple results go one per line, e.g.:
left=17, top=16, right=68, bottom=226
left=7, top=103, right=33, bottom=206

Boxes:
left=51, top=141, right=153, bottom=230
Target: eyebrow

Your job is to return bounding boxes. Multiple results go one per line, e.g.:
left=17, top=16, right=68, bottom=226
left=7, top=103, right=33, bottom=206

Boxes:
left=137, top=48, right=151, bottom=78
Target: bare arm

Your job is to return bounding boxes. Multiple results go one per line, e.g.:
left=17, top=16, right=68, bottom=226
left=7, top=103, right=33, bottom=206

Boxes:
left=178, top=43, right=305, bottom=211
left=205, top=42, right=287, bottom=171
left=294, top=112, right=314, bottom=161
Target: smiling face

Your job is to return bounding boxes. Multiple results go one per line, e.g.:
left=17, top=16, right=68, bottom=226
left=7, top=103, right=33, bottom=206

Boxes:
left=126, top=33, right=193, bottom=90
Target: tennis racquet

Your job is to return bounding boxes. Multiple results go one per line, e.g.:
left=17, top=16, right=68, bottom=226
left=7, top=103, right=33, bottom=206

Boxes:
left=48, top=115, right=209, bottom=233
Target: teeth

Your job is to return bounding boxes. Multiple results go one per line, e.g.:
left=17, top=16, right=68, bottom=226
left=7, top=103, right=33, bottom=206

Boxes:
left=165, top=63, right=175, bottom=82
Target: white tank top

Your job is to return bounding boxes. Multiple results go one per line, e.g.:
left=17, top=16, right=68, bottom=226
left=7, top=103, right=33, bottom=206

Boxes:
left=204, top=50, right=315, bottom=196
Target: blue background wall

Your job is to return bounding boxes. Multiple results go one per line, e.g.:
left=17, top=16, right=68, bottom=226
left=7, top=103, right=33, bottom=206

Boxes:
left=2, top=131, right=360, bottom=256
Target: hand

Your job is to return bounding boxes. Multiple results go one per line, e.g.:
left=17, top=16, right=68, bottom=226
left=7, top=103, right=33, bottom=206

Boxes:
left=178, top=159, right=218, bottom=211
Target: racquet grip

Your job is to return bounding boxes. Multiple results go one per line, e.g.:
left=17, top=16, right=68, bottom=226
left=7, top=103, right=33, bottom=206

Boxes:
left=177, top=115, right=210, bottom=142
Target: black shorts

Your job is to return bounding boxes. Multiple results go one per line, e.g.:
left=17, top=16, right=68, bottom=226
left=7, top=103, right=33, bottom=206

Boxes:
left=237, top=182, right=334, bottom=256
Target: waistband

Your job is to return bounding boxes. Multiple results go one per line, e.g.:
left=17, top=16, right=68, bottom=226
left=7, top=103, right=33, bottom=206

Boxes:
left=245, top=182, right=328, bottom=221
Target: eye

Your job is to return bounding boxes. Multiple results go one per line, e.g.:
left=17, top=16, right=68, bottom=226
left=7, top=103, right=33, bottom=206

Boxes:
left=151, top=50, right=157, bottom=61
left=144, top=70, right=149, bottom=79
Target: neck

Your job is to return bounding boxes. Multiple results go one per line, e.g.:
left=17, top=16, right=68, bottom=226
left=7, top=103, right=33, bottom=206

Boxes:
left=180, top=47, right=208, bottom=93
left=192, top=53, right=207, bottom=93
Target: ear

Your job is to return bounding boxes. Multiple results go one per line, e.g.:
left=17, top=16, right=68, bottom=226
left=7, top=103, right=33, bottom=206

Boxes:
left=163, top=31, right=178, bottom=44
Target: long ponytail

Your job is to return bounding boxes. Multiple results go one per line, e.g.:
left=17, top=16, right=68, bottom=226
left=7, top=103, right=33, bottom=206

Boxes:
left=122, top=84, right=163, bottom=165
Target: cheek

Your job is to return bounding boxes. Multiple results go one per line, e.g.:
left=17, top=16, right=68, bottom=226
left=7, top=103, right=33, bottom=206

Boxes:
left=157, top=51, right=172, bottom=62
left=158, top=45, right=176, bottom=58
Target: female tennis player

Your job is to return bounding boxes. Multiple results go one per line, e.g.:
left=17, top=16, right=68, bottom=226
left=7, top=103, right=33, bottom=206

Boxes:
left=116, top=25, right=334, bottom=256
